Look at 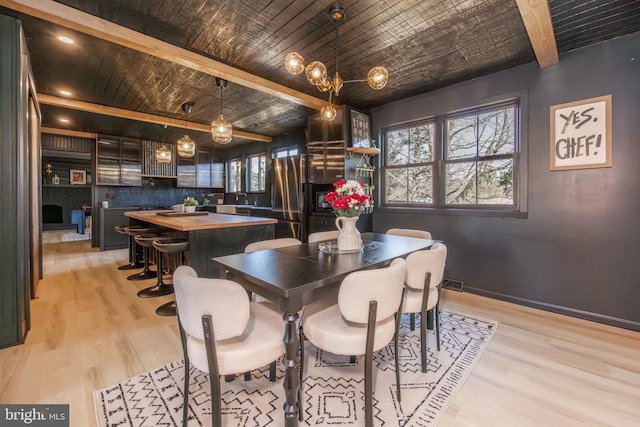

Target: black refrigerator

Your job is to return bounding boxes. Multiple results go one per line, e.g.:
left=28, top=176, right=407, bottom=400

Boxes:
left=271, top=148, right=304, bottom=240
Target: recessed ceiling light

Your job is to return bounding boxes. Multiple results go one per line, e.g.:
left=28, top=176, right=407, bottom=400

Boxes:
left=57, top=36, right=74, bottom=44
left=58, top=118, right=70, bottom=123
left=59, top=90, right=72, bottom=96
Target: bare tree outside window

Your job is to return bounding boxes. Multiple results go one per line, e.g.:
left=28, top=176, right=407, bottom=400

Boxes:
left=247, top=154, right=266, bottom=192
left=445, top=107, right=515, bottom=206
left=227, top=158, right=242, bottom=193
left=382, top=101, right=519, bottom=210
left=384, top=123, right=435, bottom=204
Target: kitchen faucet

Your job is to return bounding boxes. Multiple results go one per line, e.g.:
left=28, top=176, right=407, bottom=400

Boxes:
left=235, top=192, right=248, bottom=204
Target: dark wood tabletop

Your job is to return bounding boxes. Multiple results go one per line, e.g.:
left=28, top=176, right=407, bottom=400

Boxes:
left=211, top=232, right=438, bottom=313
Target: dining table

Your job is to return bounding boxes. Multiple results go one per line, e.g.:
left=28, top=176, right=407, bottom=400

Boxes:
left=211, top=232, right=439, bottom=427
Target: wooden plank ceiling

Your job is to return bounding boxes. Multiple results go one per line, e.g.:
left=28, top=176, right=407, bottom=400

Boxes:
left=1, top=0, right=639, bottom=148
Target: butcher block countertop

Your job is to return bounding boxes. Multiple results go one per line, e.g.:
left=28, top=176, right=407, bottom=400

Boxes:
left=125, top=210, right=277, bottom=232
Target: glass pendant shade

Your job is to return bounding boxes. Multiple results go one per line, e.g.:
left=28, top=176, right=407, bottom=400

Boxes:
left=177, top=134, right=196, bottom=158
left=317, top=78, right=332, bottom=92
left=321, top=104, right=337, bottom=121
left=367, top=66, right=389, bottom=90
left=284, top=52, right=305, bottom=75
left=211, top=115, right=233, bottom=144
left=305, top=61, right=327, bottom=86
left=155, top=145, right=171, bottom=163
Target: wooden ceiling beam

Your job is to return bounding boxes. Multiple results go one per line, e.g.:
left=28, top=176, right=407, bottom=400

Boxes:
left=515, top=0, right=559, bottom=68
left=0, top=0, right=324, bottom=111
left=41, top=127, right=97, bottom=139
left=38, top=94, right=272, bottom=143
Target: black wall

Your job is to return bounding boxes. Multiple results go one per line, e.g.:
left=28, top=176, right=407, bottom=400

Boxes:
left=372, top=32, right=640, bottom=330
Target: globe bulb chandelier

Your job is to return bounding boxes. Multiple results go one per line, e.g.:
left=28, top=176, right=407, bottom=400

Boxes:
left=177, top=102, right=196, bottom=158
left=211, top=77, right=233, bottom=144
left=284, top=6, right=389, bottom=121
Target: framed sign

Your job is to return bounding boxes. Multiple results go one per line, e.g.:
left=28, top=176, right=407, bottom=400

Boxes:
left=550, top=95, right=612, bottom=170
left=70, top=169, right=86, bottom=185
left=350, top=110, right=371, bottom=148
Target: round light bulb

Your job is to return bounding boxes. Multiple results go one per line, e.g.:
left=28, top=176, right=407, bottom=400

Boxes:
left=317, top=78, right=332, bottom=92
left=305, top=61, right=327, bottom=86
left=284, top=52, right=305, bottom=75
left=367, top=66, right=389, bottom=90
left=321, top=104, right=337, bottom=121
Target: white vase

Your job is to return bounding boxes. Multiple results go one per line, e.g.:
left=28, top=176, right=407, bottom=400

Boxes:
left=335, top=216, right=362, bottom=251
left=185, top=205, right=196, bottom=213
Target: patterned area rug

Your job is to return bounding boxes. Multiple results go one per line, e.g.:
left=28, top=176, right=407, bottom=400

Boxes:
left=94, top=312, right=496, bottom=426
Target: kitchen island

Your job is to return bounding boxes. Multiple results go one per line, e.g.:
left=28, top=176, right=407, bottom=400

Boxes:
left=125, top=210, right=277, bottom=278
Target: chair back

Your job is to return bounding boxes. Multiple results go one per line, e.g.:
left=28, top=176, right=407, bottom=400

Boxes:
left=308, top=230, right=339, bottom=243
left=245, top=238, right=302, bottom=253
left=338, top=258, right=406, bottom=324
left=173, top=265, right=250, bottom=341
left=387, top=228, right=432, bottom=240
left=405, top=243, right=447, bottom=291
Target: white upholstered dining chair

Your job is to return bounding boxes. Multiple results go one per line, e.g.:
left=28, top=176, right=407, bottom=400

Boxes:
left=307, top=230, right=339, bottom=243
left=402, top=243, right=447, bottom=372
left=301, top=258, right=407, bottom=426
left=386, top=227, right=432, bottom=240
left=244, top=237, right=302, bottom=253
left=173, top=266, right=285, bottom=427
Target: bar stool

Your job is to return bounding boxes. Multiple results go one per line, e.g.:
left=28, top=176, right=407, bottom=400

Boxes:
left=115, top=225, right=143, bottom=270
left=125, top=227, right=162, bottom=281
left=151, top=237, right=189, bottom=316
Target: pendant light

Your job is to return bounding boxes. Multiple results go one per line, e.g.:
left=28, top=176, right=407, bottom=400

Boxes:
left=211, top=78, right=232, bottom=144
left=155, top=124, right=171, bottom=164
left=283, top=6, right=389, bottom=121
left=177, top=102, right=196, bottom=158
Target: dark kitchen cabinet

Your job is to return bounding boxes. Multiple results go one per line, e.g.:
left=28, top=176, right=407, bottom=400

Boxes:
left=307, top=213, right=371, bottom=236
left=307, top=105, right=347, bottom=183
left=96, top=137, right=142, bottom=186
left=307, top=214, right=336, bottom=234
left=176, top=155, right=196, bottom=187
left=177, top=148, right=224, bottom=188
left=307, top=140, right=346, bottom=183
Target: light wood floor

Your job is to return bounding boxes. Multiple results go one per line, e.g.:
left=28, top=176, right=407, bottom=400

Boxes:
left=1, top=235, right=639, bottom=426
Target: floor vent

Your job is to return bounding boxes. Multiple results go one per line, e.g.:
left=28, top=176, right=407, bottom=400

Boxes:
left=442, top=278, right=464, bottom=292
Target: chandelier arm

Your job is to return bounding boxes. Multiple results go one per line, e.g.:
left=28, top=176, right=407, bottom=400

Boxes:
left=342, top=79, right=367, bottom=83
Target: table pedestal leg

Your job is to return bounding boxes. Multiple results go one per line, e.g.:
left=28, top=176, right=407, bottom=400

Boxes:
left=427, top=308, right=434, bottom=330
left=283, top=312, right=299, bottom=427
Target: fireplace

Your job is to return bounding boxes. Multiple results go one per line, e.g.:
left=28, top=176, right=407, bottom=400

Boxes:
left=42, top=204, right=63, bottom=224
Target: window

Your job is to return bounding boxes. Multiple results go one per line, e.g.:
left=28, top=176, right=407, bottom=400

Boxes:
left=445, top=105, right=516, bottom=206
left=246, top=153, right=266, bottom=192
left=384, top=123, right=436, bottom=204
left=382, top=100, right=522, bottom=212
left=227, top=158, right=242, bottom=193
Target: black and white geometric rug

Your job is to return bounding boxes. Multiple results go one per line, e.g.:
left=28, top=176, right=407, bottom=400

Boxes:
left=94, top=312, right=496, bottom=426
